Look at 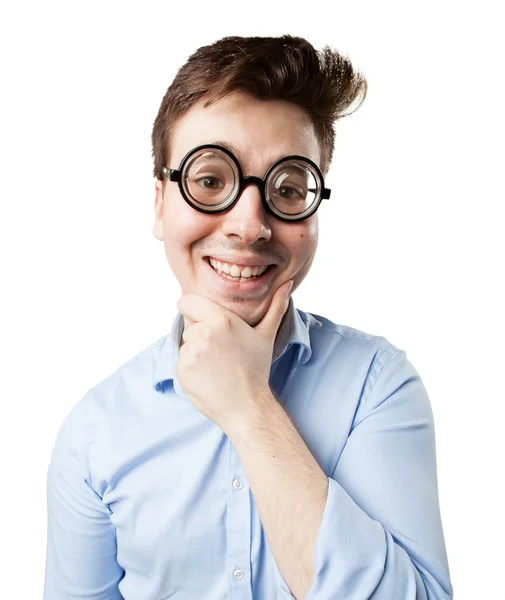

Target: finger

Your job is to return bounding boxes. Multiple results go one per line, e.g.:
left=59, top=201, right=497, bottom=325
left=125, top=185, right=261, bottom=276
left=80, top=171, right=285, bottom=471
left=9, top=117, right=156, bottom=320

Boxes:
left=254, top=280, right=293, bottom=339
left=178, top=293, right=230, bottom=324
left=181, top=321, right=208, bottom=344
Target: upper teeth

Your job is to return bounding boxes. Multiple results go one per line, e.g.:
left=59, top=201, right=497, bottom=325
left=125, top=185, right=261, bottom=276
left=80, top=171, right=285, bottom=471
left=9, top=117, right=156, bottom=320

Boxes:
left=209, top=258, right=268, bottom=278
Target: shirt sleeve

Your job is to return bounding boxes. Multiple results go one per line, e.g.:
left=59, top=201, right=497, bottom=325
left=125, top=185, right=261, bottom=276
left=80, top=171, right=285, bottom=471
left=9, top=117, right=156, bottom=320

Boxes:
left=43, top=393, right=124, bottom=599
left=274, top=347, right=453, bottom=600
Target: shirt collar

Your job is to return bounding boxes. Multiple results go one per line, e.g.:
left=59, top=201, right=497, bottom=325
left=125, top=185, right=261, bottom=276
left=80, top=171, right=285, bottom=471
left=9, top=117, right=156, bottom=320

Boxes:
left=152, top=295, right=313, bottom=395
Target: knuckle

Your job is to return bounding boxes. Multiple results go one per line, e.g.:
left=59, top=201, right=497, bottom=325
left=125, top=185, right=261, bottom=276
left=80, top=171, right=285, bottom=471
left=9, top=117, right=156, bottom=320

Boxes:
left=218, top=314, right=232, bottom=330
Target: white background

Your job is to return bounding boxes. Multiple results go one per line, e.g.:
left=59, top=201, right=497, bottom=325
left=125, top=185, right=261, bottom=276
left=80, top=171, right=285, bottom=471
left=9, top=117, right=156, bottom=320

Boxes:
left=1, top=1, right=503, bottom=598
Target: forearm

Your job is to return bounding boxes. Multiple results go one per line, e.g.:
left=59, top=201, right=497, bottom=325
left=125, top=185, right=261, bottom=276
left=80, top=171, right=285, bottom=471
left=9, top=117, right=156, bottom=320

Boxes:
left=224, top=390, right=329, bottom=600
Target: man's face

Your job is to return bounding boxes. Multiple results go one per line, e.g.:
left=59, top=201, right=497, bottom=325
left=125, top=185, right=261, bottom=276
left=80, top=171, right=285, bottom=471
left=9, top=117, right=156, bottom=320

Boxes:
left=153, top=91, right=321, bottom=328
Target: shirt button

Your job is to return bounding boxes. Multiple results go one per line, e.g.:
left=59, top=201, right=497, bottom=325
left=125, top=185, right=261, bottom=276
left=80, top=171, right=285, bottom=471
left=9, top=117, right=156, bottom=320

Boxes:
left=232, top=478, right=244, bottom=490
left=233, top=568, right=244, bottom=581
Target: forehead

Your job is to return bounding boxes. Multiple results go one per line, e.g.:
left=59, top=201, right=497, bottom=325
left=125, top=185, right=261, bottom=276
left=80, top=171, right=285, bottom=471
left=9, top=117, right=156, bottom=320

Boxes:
left=170, top=92, right=321, bottom=170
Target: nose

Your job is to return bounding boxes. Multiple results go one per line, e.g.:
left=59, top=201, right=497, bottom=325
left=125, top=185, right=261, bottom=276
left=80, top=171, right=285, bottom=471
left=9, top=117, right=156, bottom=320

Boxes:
left=220, top=180, right=272, bottom=244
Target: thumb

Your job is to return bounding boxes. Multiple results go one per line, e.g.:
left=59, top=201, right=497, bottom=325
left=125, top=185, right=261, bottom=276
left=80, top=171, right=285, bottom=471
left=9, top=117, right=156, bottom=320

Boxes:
left=254, top=279, right=294, bottom=339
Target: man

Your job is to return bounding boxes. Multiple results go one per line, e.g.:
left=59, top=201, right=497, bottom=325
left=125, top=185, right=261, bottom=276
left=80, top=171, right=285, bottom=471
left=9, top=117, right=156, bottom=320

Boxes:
left=44, top=35, right=453, bottom=599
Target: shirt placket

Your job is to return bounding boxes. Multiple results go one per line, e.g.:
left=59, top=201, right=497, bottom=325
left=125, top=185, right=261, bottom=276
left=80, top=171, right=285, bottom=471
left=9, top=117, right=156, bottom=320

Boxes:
left=227, top=435, right=253, bottom=599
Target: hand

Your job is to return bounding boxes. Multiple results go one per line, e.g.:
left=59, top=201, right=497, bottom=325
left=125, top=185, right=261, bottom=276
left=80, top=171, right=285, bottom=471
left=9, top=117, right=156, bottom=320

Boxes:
left=175, top=279, right=294, bottom=431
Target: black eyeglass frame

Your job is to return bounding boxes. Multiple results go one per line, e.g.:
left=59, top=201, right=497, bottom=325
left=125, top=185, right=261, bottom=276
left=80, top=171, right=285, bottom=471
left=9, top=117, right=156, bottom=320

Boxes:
left=162, top=144, right=331, bottom=223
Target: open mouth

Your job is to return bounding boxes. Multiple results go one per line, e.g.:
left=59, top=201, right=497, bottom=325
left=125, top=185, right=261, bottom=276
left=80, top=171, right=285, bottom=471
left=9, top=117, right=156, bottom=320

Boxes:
left=204, top=257, right=276, bottom=283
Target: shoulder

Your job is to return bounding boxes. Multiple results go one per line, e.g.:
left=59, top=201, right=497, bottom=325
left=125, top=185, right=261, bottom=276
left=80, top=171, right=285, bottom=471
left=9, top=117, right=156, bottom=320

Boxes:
left=58, top=333, right=169, bottom=438
left=86, top=333, right=168, bottom=408
left=298, top=306, right=409, bottom=391
left=52, top=334, right=172, bottom=487
left=297, top=305, right=399, bottom=365
left=296, top=306, right=424, bottom=425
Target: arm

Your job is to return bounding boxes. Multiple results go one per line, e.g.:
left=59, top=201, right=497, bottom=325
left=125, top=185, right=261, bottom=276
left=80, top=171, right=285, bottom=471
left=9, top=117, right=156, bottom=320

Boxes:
left=227, top=392, right=328, bottom=600
left=225, top=348, right=453, bottom=600
left=44, top=395, right=124, bottom=599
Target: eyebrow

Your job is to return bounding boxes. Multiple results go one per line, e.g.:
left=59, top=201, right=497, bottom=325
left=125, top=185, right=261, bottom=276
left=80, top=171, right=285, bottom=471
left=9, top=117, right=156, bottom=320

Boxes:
left=208, top=140, right=295, bottom=167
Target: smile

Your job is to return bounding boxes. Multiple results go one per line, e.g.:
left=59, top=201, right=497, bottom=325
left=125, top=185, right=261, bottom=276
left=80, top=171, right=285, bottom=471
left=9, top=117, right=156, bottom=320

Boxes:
left=203, top=257, right=277, bottom=293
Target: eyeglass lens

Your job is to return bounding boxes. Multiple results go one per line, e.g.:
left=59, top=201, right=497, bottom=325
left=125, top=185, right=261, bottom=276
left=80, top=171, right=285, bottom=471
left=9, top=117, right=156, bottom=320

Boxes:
left=181, top=148, right=320, bottom=216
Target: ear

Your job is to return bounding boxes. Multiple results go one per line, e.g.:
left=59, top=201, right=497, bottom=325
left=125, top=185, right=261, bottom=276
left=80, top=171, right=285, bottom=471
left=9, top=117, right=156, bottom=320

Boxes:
left=153, top=179, right=164, bottom=241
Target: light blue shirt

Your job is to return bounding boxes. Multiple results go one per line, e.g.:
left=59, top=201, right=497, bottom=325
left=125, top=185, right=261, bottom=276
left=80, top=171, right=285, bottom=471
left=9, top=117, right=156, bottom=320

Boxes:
left=44, top=296, right=453, bottom=599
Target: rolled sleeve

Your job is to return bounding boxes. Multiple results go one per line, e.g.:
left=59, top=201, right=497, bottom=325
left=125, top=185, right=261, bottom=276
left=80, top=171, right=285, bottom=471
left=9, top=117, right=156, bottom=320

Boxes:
left=276, top=349, right=453, bottom=599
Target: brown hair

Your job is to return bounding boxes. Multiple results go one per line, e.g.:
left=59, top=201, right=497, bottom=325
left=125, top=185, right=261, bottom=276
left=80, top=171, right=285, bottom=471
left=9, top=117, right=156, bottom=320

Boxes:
left=151, top=34, right=367, bottom=183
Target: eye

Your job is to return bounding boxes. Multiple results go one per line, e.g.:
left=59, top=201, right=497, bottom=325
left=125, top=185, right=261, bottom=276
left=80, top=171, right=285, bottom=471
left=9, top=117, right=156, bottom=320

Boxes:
left=194, top=176, right=225, bottom=190
left=276, top=186, right=304, bottom=199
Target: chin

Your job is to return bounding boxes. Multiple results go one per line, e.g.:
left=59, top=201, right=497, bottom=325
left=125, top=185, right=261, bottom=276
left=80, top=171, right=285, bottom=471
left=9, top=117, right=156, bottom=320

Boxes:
left=219, top=299, right=264, bottom=324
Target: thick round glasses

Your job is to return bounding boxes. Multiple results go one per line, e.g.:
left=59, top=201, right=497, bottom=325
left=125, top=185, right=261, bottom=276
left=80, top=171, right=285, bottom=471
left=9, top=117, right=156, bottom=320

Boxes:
left=162, top=144, right=331, bottom=223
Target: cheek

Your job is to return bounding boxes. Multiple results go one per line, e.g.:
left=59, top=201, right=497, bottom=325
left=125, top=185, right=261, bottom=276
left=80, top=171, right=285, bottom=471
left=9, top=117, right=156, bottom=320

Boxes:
left=163, top=192, right=197, bottom=232
left=287, top=221, right=318, bottom=280
left=306, top=216, right=319, bottom=253
left=292, top=220, right=318, bottom=257
left=162, top=194, right=220, bottom=274
left=163, top=193, right=209, bottom=245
